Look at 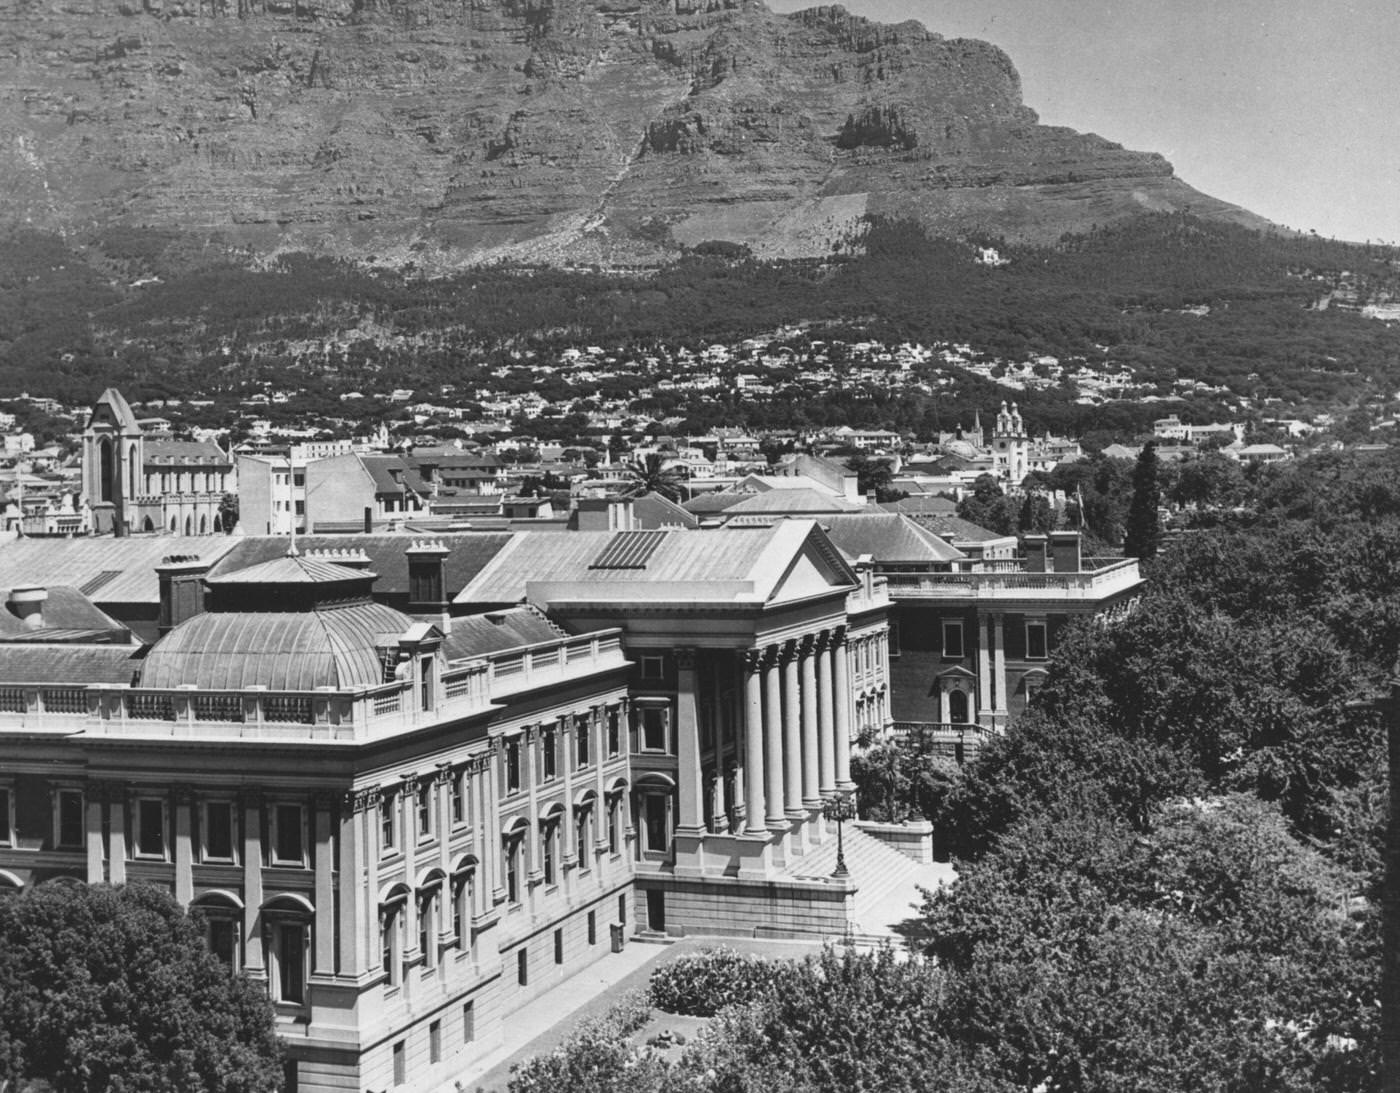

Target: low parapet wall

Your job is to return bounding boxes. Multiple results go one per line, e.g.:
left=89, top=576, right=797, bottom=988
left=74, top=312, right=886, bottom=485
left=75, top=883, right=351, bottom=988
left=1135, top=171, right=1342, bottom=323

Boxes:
left=853, top=820, right=934, bottom=864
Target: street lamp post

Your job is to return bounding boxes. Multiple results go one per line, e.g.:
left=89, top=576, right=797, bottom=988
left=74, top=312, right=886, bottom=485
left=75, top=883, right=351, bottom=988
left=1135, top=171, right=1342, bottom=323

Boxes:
left=822, top=791, right=857, bottom=879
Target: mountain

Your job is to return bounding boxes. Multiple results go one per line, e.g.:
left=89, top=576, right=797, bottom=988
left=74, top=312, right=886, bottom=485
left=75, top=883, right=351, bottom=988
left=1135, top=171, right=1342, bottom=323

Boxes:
left=0, top=0, right=1271, bottom=266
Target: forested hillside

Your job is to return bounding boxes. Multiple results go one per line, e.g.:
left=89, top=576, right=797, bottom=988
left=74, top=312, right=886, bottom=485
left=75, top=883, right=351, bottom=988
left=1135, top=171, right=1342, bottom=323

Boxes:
left=2, top=216, right=1397, bottom=436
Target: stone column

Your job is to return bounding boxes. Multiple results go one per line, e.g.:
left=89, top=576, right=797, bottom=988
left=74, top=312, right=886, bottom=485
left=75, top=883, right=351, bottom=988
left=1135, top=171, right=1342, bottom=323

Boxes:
left=85, top=789, right=105, bottom=884
left=762, top=647, right=786, bottom=828
left=833, top=630, right=854, bottom=790
left=800, top=635, right=821, bottom=808
left=174, top=788, right=194, bottom=907
left=313, top=794, right=335, bottom=975
left=817, top=634, right=837, bottom=796
left=524, top=731, right=540, bottom=882
left=107, top=787, right=127, bottom=886
left=743, top=650, right=767, bottom=836
left=709, top=771, right=728, bottom=834
left=992, top=613, right=1008, bottom=723
left=400, top=779, right=419, bottom=963
left=362, top=790, right=380, bottom=974
left=976, top=614, right=993, bottom=726
left=338, top=790, right=366, bottom=979
left=241, top=790, right=264, bottom=976
left=781, top=641, right=803, bottom=817
left=675, top=648, right=705, bottom=835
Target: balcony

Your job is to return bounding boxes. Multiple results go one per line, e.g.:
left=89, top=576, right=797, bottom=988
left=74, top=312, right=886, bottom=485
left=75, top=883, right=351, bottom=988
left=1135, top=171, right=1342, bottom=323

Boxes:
left=0, top=631, right=628, bottom=745
left=880, top=557, right=1142, bottom=603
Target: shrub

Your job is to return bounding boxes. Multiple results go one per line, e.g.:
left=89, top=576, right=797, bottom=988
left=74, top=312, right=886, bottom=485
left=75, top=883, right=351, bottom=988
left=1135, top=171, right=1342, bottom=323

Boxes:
left=648, top=947, right=782, bottom=1016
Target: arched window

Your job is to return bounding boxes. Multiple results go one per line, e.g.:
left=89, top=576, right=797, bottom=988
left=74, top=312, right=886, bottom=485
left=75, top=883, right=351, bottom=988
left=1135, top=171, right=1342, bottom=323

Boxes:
left=451, top=861, right=475, bottom=949
left=418, top=883, right=440, bottom=970
left=184, top=515, right=192, bottom=536
left=192, top=892, right=244, bottom=968
left=379, top=884, right=410, bottom=987
left=142, top=516, right=154, bottom=533
left=948, top=688, right=969, bottom=725
left=262, top=895, right=312, bottom=1005
left=199, top=514, right=207, bottom=534
left=99, top=439, right=114, bottom=503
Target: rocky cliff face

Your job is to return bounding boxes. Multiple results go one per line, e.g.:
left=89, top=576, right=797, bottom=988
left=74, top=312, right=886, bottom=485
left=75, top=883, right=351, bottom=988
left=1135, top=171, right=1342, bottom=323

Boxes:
left=0, top=0, right=1267, bottom=264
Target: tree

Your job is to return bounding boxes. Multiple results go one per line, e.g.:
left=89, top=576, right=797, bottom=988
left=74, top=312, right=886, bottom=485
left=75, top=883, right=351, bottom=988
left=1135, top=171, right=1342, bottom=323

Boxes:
left=957, top=475, right=1015, bottom=535
left=1123, top=440, right=1162, bottom=558
left=0, top=882, right=282, bottom=1093
left=625, top=452, right=687, bottom=502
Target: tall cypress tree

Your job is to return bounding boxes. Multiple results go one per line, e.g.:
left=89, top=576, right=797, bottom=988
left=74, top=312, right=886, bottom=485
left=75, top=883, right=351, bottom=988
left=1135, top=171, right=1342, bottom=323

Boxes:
left=1124, top=441, right=1162, bottom=558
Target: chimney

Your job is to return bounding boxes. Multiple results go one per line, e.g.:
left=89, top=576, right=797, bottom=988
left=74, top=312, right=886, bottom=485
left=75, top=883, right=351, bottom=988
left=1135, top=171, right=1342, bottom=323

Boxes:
left=406, top=540, right=452, bottom=630
left=855, top=553, right=875, bottom=598
left=8, top=586, right=47, bottom=631
left=576, top=496, right=635, bottom=532
left=156, top=555, right=212, bottom=634
left=1050, top=530, right=1082, bottom=574
left=1023, top=533, right=1049, bottom=573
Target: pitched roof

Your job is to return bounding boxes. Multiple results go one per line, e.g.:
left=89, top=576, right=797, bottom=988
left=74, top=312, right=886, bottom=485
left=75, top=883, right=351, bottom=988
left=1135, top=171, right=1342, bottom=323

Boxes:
left=721, top=489, right=864, bottom=515
left=0, top=536, right=241, bottom=605
left=90, top=388, right=139, bottom=431
left=905, top=514, right=1010, bottom=544
left=144, top=440, right=231, bottom=466
left=880, top=495, right=959, bottom=515
left=458, top=522, right=856, bottom=607
left=0, top=586, right=129, bottom=639
left=207, top=534, right=514, bottom=599
left=441, top=607, right=565, bottom=662
left=0, top=643, right=142, bottom=684
left=633, top=491, right=700, bottom=529
left=819, top=514, right=965, bottom=564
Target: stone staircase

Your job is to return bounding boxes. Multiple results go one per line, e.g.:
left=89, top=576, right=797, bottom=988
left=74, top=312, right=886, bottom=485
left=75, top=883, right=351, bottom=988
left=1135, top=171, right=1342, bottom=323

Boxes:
left=783, top=825, right=955, bottom=946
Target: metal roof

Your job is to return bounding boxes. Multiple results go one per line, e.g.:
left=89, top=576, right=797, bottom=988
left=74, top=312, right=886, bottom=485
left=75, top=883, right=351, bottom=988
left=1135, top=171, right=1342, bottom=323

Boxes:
left=0, top=643, right=142, bottom=684
left=590, top=530, right=667, bottom=570
left=0, top=537, right=241, bottom=604
left=140, top=601, right=414, bottom=690
left=205, top=555, right=376, bottom=585
left=441, top=607, right=565, bottom=662
left=820, top=514, right=966, bottom=564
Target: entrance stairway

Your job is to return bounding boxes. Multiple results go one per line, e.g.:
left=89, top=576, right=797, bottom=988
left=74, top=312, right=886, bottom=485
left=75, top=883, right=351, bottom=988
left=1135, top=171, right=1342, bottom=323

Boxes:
left=781, top=825, right=956, bottom=946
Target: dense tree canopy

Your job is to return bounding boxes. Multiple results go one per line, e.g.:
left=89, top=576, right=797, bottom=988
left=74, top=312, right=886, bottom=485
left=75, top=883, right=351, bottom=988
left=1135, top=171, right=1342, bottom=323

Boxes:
left=0, top=882, right=282, bottom=1093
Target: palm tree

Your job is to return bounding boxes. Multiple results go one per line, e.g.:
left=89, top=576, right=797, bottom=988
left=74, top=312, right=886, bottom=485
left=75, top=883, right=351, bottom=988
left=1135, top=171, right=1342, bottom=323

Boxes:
left=625, top=453, right=687, bottom=503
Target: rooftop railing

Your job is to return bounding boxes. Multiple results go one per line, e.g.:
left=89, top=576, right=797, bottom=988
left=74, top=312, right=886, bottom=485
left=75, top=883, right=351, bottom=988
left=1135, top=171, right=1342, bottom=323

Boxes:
left=0, top=629, right=628, bottom=743
left=881, top=557, right=1141, bottom=600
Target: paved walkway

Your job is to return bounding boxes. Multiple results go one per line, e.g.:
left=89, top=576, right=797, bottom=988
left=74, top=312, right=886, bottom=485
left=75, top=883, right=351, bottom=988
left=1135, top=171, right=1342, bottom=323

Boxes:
left=439, top=936, right=827, bottom=1093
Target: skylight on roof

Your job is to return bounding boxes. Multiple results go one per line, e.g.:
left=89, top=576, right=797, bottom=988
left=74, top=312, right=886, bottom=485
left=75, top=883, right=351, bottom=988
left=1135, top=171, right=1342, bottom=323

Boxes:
left=78, top=570, right=123, bottom=596
left=589, top=530, right=667, bottom=570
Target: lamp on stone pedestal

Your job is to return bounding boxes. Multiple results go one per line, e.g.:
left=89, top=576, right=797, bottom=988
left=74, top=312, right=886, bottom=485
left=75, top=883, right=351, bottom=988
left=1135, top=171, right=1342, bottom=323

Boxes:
left=822, top=791, right=857, bottom=879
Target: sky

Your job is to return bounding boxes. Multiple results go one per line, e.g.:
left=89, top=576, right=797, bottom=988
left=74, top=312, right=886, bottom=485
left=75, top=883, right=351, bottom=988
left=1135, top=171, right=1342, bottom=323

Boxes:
left=767, top=0, right=1400, bottom=244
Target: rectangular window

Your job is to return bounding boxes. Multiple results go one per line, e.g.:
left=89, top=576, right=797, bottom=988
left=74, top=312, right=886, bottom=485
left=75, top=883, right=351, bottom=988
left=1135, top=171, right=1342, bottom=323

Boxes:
left=607, top=707, right=621, bottom=757
left=542, top=826, right=556, bottom=886
left=618, top=893, right=627, bottom=925
left=1026, top=620, right=1049, bottom=661
left=381, top=794, right=397, bottom=851
left=640, top=655, right=665, bottom=681
left=888, top=622, right=901, bottom=658
left=505, top=838, right=520, bottom=904
left=203, top=801, right=235, bottom=861
left=587, top=910, right=597, bottom=946
left=451, top=773, right=465, bottom=825
left=576, top=717, right=590, bottom=768
left=429, top=1020, right=441, bottom=1065
left=57, top=789, right=83, bottom=849
left=942, top=619, right=965, bottom=659
left=273, top=804, right=304, bottom=865
left=643, top=795, right=668, bottom=852
left=517, top=948, right=528, bottom=986
left=463, top=1001, right=475, bottom=1043
left=541, top=729, right=556, bottom=781
left=136, top=798, right=165, bottom=858
left=607, top=797, right=619, bottom=854
left=506, top=741, right=521, bottom=794
left=208, top=918, right=238, bottom=966
left=553, top=928, right=564, bottom=965
left=417, top=783, right=433, bottom=840
left=275, top=921, right=306, bottom=1004
left=641, top=707, right=667, bottom=752
left=393, top=1040, right=406, bottom=1087
left=576, top=807, right=589, bottom=869
left=0, top=787, right=10, bottom=846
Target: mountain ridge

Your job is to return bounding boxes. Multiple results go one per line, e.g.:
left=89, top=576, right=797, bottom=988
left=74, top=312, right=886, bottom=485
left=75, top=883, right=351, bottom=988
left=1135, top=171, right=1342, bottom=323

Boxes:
left=1, top=0, right=1272, bottom=265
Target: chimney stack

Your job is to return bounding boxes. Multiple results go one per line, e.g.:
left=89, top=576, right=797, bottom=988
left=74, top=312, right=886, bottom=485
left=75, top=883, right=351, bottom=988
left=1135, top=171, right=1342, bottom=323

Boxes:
left=1050, top=530, right=1082, bottom=574
left=1023, top=533, right=1049, bottom=573
left=156, top=555, right=212, bottom=634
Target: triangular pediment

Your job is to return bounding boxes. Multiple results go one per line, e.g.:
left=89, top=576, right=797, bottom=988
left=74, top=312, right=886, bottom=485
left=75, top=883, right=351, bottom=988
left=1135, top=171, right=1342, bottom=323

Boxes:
left=935, top=664, right=977, bottom=680
left=766, top=524, right=859, bottom=604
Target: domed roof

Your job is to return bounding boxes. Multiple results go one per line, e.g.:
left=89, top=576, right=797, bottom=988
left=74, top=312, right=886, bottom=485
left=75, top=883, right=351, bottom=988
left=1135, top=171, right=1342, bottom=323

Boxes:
left=140, top=601, right=416, bottom=691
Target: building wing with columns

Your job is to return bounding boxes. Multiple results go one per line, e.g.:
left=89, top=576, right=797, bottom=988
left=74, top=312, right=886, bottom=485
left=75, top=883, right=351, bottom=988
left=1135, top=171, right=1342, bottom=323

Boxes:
left=456, top=521, right=891, bottom=936
left=0, top=521, right=893, bottom=1091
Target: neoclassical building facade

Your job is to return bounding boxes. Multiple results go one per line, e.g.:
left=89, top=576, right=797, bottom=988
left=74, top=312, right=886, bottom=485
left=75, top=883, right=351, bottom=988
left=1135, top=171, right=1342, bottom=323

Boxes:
left=0, top=521, right=892, bottom=1090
